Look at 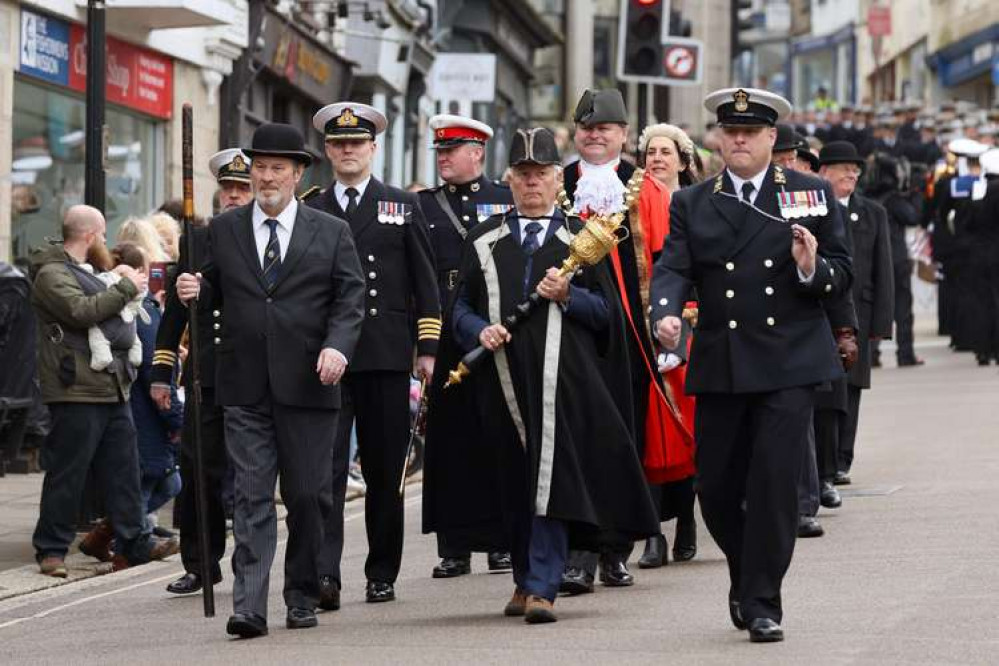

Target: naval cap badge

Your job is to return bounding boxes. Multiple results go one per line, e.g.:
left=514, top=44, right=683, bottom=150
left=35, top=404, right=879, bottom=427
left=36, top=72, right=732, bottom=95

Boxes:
left=733, top=89, right=749, bottom=113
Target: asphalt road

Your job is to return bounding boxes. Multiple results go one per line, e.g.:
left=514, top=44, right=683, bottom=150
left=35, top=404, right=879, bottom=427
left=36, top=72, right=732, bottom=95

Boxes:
left=1, top=335, right=997, bottom=665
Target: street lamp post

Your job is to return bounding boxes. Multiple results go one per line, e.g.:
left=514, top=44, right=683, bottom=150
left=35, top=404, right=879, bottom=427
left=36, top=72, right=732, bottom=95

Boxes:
left=85, top=0, right=106, bottom=212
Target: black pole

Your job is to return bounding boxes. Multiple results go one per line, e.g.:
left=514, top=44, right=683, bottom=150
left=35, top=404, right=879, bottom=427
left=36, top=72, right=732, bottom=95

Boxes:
left=182, top=105, right=215, bottom=618
left=636, top=83, right=649, bottom=140
left=85, top=0, right=106, bottom=211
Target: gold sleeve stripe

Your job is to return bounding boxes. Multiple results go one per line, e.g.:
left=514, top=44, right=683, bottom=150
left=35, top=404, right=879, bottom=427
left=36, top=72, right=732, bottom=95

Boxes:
left=418, top=332, right=441, bottom=341
left=153, top=350, right=178, bottom=363
left=418, top=325, right=442, bottom=335
left=417, top=317, right=442, bottom=326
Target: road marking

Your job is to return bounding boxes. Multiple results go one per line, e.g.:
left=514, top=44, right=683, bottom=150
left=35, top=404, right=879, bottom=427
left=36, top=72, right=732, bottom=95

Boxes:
left=0, top=492, right=422, bottom=631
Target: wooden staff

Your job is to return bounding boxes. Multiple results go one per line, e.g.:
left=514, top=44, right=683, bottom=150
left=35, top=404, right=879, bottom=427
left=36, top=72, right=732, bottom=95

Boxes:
left=182, top=103, right=214, bottom=617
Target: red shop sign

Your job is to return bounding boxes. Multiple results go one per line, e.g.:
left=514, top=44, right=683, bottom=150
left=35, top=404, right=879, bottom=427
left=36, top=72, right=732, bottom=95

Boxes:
left=68, top=25, right=173, bottom=119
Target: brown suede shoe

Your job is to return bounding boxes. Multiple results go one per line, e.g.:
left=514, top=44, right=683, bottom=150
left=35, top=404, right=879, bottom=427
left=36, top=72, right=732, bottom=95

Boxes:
left=110, top=536, right=180, bottom=572
left=149, top=535, right=180, bottom=561
left=503, top=589, right=528, bottom=617
left=524, top=595, right=557, bottom=624
left=39, top=556, right=68, bottom=578
left=78, top=519, right=114, bottom=562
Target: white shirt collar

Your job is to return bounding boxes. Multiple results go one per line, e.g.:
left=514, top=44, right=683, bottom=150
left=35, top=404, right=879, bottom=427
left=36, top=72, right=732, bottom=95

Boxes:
left=838, top=195, right=851, bottom=207
left=518, top=206, right=557, bottom=237
left=252, top=197, right=298, bottom=230
left=334, top=176, right=372, bottom=206
left=726, top=167, right=769, bottom=201
left=579, top=156, right=621, bottom=173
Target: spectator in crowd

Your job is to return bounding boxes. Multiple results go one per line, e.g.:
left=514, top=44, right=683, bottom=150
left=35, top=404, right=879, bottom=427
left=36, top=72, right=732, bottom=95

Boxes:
left=113, top=242, right=183, bottom=536
left=0, top=260, right=35, bottom=472
left=148, top=212, right=181, bottom=262
left=29, top=205, right=178, bottom=577
left=117, top=218, right=170, bottom=263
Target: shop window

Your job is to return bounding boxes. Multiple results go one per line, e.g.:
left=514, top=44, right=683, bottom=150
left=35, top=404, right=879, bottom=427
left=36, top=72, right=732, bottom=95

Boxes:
left=10, top=78, right=163, bottom=262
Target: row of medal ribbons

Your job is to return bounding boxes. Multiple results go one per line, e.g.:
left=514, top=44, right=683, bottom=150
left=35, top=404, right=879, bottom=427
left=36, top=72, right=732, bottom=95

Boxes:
left=777, top=190, right=828, bottom=219
left=377, top=201, right=410, bottom=225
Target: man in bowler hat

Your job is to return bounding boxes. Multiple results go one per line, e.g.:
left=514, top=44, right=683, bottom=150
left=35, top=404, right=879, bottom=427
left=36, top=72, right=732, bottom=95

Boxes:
left=176, top=123, right=366, bottom=637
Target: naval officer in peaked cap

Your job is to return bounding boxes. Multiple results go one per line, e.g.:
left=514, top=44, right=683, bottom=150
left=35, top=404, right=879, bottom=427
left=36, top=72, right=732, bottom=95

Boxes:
left=305, top=101, right=441, bottom=608
left=650, top=87, right=854, bottom=643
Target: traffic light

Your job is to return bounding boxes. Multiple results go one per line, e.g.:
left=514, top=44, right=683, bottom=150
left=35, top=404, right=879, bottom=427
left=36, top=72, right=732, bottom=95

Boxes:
left=618, top=0, right=667, bottom=79
left=731, top=0, right=754, bottom=55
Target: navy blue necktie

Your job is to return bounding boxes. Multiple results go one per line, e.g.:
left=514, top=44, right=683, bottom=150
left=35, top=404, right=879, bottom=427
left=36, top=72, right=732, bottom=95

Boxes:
left=263, top=219, right=282, bottom=289
left=522, top=221, right=543, bottom=296
left=522, top=221, right=543, bottom=255
left=741, top=181, right=755, bottom=204
left=344, top=187, right=359, bottom=220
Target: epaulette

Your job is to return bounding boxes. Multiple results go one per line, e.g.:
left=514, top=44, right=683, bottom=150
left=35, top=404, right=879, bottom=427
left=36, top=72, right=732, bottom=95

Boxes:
left=298, top=185, right=323, bottom=201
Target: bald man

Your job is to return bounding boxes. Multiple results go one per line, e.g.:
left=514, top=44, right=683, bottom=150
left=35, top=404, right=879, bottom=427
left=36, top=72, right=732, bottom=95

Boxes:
left=30, top=206, right=178, bottom=577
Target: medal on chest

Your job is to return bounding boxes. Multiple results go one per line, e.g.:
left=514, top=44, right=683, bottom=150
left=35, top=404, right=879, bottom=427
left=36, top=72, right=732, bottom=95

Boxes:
left=476, top=203, right=514, bottom=222
left=777, top=189, right=827, bottom=219
left=377, top=201, right=409, bottom=225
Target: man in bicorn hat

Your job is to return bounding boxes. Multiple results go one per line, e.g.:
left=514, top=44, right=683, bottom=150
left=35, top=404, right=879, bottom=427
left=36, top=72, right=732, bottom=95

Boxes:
left=175, top=123, right=366, bottom=637
left=558, top=88, right=652, bottom=594
left=422, top=127, right=658, bottom=624
left=651, top=87, right=853, bottom=642
left=417, top=114, right=514, bottom=579
left=305, top=102, right=440, bottom=607
left=153, top=148, right=254, bottom=597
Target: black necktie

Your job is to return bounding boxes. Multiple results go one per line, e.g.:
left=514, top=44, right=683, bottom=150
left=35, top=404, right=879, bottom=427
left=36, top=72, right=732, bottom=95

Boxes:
left=345, top=187, right=359, bottom=219
left=741, top=181, right=755, bottom=204
left=263, top=219, right=282, bottom=289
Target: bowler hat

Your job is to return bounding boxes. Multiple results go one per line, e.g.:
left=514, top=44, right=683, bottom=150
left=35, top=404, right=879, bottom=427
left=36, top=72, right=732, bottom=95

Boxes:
left=819, top=141, right=864, bottom=168
left=795, top=134, right=820, bottom=173
left=509, top=128, right=561, bottom=167
left=243, top=123, right=313, bottom=165
left=774, top=124, right=797, bottom=152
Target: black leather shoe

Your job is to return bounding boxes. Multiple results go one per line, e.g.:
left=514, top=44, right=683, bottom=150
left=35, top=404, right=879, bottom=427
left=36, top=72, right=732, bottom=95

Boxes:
left=319, top=575, right=340, bottom=611
left=728, top=599, right=747, bottom=630
left=638, top=534, right=667, bottom=569
left=672, top=519, right=697, bottom=562
left=286, top=607, right=317, bottom=629
left=748, top=617, right=784, bottom=643
left=820, top=481, right=842, bottom=509
left=897, top=356, right=925, bottom=367
left=166, top=571, right=222, bottom=595
left=598, top=558, right=634, bottom=587
left=833, top=471, right=851, bottom=486
left=432, top=557, right=471, bottom=579
left=366, top=580, right=395, bottom=603
left=487, top=551, right=513, bottom=572
left=226, top=613, right=267, bottom=638
left=558, top=566, right=594, bottom=595
left=797, top=515, right=824, bottom=538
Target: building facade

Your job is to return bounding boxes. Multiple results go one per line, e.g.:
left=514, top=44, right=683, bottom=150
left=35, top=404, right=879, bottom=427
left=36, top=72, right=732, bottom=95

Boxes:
left=2, top=0, right=247, bottom=264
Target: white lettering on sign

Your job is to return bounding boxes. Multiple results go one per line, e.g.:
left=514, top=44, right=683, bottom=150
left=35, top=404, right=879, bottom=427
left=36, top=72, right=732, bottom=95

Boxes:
left=431, top=53, right=497, bottom=103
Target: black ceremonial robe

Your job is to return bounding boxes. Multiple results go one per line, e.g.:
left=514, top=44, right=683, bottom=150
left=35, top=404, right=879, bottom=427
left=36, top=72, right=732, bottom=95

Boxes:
left=422, top=213, right=658, bottom=552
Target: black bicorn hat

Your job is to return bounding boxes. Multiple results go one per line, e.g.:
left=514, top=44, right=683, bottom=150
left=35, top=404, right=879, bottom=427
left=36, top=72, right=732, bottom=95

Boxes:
left=818, top=141, right=865, bottom=168
left=573, top=89, right=628, bottom=126
left=243, top=123, right=313, bottom=165
left=773, top=123, right=798, bottom=152
left=508, top=127, right=561, bottom=168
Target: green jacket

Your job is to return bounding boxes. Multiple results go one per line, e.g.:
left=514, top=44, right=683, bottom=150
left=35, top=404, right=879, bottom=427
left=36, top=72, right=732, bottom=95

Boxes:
left=30, top=244, right=139, bottom=404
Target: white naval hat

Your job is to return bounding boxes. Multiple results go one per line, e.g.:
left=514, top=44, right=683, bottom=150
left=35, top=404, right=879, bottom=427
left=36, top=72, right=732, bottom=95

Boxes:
left=704, top=88, right=792, bottom=127
left=948, top=138, right=989, bottom=158
left=209, top=149, right=251, bottom=183
left=428, top=114, right=494, bottom=148
left=313, top=102, right=387, bottom=141
left=979, top=149, right=999, bottom=175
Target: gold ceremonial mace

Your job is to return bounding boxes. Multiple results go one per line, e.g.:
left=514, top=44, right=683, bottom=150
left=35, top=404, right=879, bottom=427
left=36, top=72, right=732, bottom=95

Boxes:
left=444, top=212, right=629, bottom=388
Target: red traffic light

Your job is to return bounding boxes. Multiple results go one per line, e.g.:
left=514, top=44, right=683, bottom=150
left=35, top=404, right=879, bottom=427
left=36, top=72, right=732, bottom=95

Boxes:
left=637, top=0, right=660, bottom=5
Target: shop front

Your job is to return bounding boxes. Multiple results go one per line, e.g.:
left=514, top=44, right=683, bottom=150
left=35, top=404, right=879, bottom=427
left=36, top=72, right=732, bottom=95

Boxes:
left=10, top=7, right=172, bottom=263
left=790, top=23, right=857, bottom=109
left=927, top=22, right=999, bottom=107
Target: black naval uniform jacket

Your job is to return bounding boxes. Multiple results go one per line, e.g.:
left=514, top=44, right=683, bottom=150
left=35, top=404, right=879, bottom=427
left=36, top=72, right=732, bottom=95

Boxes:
left=197, top=202, right=366, bottom=409
left=650, top=165, right=854, bottom=395
left=842, top=194, right=894, bottom=388
left=152, top=226, right=218, bottom=388
left=306, top=177, right=441, bottom=371
left=417, top=174, right=513, bottom=305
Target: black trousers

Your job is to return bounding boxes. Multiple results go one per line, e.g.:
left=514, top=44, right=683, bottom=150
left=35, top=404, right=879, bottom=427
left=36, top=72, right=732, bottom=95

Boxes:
left=836, top=386, right=863, bottom=474
left=33, top=402, right=151, bottom=563
left=695, top=387, right=814, bottom=624
left=969, top=263, right=999, bottom=359
left=797, top=421, right=820, bottom=517
left=893, top=259, right=917, bottom=362
left=813, top=409, right=839, bottom=484
left=225, top=399, right=337, bottom=619
left=321, top=371, right=410, bottom=586
left=178, top=388, right=228, bottom=578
